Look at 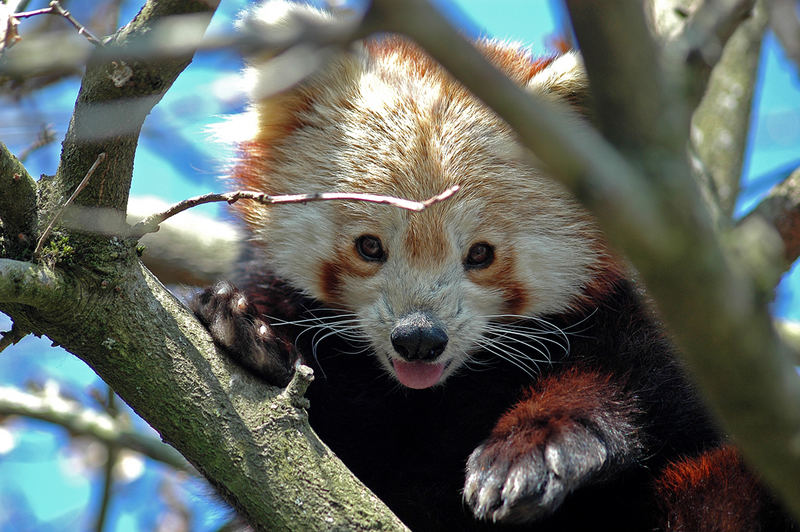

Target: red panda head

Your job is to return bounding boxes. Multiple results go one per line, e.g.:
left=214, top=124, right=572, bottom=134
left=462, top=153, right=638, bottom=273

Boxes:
left=228, top=2, right=621, bottom=389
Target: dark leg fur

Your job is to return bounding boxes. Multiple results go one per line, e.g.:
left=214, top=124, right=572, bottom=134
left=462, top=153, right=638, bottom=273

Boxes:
left=464, top=367, right=643, bottom=523
left=191, top=281, right=298, bottom=387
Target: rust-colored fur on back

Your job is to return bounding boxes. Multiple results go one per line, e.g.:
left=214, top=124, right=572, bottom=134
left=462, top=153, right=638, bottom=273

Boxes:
left=657, top=447, right=760, bottom=531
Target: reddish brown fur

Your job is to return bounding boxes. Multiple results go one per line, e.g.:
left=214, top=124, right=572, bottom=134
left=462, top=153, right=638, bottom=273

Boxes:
left=656, top=446, right=763, bottom=531
left=574, top=252, right=626, bottom=310
left=404, top=211, right=449, bottom=267
left=466, top=245, right=530, bottom=315
left=231, top=94, right=314, bottom=227
left=491, top=368, right=633, bottom=443
left=319, top=244, right=380, bottom=304
left=365, top=36, right=555, bottom=87
left=319, top=260, right=343, bottom=304
left=230, top=140, right=272, bottom=229
left=475, top=41, right=556, bottom=84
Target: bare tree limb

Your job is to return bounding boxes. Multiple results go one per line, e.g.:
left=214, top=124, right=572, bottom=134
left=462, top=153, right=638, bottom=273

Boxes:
left=690, top=0, right=767, bottom=216
left=769, top=0, right=800, bottom=71
left=744, top=167, right=800, bottom=266
left=13, top=0, right=104, bottom=46
left=0, top=384, right=194, bottom=474
left=670, top=0, right=756, bottom=107
left=0, top=258, right=72, bottom=309
left=0, top=141, right=38, bottom=258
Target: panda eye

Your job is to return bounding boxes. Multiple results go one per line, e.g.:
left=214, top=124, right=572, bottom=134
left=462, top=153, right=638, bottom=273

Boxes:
left=465, top=242, right=494, bottom=269
left=355, top=235, right=386, bottom=262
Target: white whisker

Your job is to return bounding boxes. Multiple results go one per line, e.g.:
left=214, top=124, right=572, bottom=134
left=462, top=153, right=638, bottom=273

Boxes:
left=483, top=325, right=569, bottom=355
left=481, top=328, right=556, bottom=364
left=475, top=339, right=538, bottom=379
left=469, top=309, right=601, bottom=379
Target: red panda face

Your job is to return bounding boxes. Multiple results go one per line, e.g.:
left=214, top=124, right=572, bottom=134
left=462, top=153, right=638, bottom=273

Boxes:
left=231, top=37, right=619, bottom=389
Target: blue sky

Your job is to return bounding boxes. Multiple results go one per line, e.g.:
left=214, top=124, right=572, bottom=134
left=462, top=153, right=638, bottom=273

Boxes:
left=1, top=1, right=799, bottom=530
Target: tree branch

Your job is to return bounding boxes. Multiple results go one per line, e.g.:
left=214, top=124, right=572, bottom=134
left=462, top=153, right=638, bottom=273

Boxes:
left=51, top=0, right=221, bottom=219
left=743, top=167, right=800, bottom=266
left=0, top=141, right=37, bottom=258
left=0, top=384, right=193, bottom=474
left=129, top=186, right=460, bottom=239
left=670, top=0, right=756, bottom=108
left=689, top=0, right=767, bottom=216
left=0, top=258, right=72, bottom=309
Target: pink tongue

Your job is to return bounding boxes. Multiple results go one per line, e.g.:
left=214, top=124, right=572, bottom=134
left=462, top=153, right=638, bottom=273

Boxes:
left=392, top=360, right=446, bottom=389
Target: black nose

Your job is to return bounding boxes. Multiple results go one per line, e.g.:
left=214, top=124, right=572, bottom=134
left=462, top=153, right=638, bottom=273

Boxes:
left=390, top=312, right=448, bottom=361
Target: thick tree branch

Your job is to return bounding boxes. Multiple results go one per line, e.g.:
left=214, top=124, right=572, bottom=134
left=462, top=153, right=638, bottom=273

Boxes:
left=370, top=0, right=800, bottom=518
left=0, top=258, right=72, bottom=309
left=567, top=1, right=677, bottom=156
left=52, top=0, right=221, bottom=219
left=670, top=0, right=756, bottom=108
left=0, top=141, right=37, bottom=257
left=0, top=256, right=407, bottom=529
left=690, top=0, right=767, bottom=216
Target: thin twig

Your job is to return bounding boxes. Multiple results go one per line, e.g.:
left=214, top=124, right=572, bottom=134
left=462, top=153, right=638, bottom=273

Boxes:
left=130, top=185, right=461, bottom=239
left=48, top=0, right=103, bottom=47
left=94, top=387, right=119, bottom=532
left=11, top=6, right=53, bottom=19
left=13, top=1, right=103, bottom=46
left=35, top=152, right=106, bottom=256
left=18, top=124, right=57, bottom=163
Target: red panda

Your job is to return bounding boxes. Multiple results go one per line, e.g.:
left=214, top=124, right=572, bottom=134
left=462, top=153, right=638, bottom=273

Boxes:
left=192, top=2, right=797, bottom=530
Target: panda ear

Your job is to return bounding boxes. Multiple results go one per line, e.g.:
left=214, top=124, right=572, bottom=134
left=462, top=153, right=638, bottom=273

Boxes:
left=526, top=51, right=591, bottom=116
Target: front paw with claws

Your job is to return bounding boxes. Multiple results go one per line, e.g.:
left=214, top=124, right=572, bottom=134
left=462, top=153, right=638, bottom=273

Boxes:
left=191, top=281, right=297, bottom=386
left=464, top=420, right=609, bottom=524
